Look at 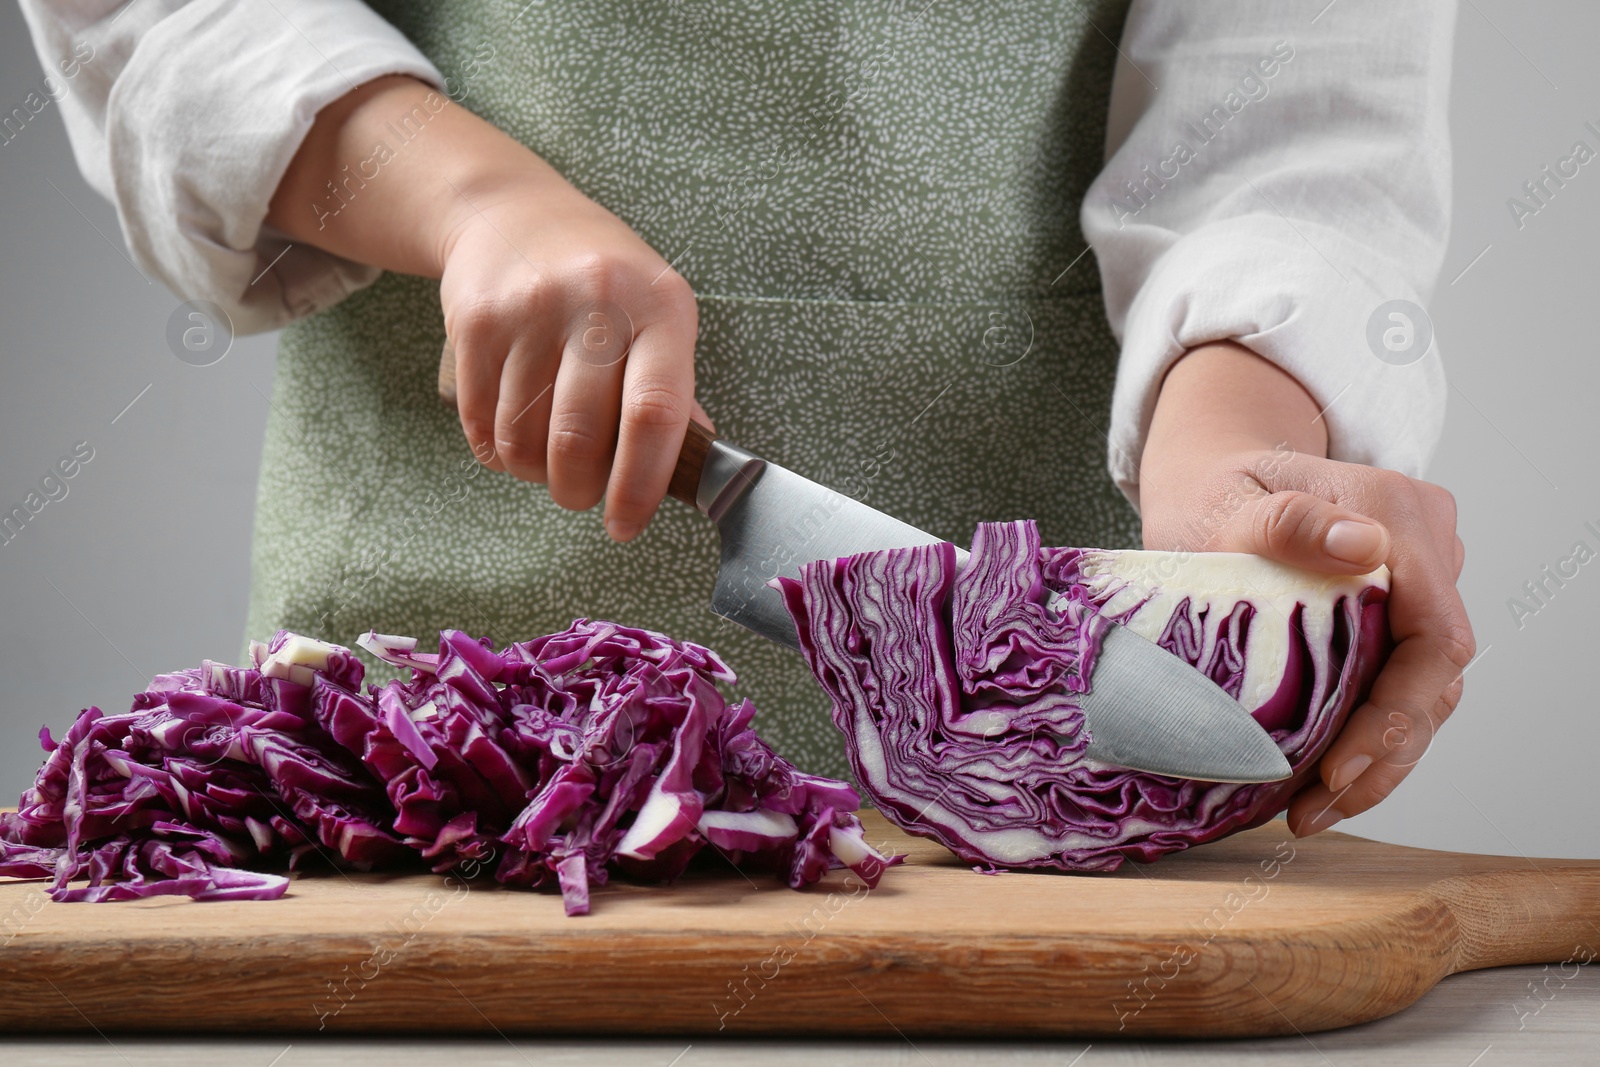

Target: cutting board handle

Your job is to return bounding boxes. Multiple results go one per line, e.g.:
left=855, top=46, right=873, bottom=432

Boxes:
left=436, top=338, right=718, bottom=509
left=1431, top=867, right=1600, bottom=972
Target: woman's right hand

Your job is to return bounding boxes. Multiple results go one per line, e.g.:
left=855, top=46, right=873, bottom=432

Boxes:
left=266, top=75, right=702, bottom=542
left=437, top=178, right=701, bottom=543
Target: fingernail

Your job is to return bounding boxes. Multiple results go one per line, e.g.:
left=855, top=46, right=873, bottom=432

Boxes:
left=1293, top=807, right=1344, bottom=838
left=1325, top=520, right=1384, bottom=565
left=605, top=519, right=639, bottom=543
left=1329, top=754, right=1373, bottom=792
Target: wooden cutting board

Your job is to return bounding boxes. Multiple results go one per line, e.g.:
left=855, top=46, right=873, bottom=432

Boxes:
left=3, top=812, right=1597, bottom=1039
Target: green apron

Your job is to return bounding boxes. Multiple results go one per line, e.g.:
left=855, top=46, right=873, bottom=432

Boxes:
left=244, top=0, right=1141, bottom=783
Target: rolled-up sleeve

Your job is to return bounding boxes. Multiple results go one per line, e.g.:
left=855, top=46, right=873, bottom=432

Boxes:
left=1082, top=0, right=1457, bottom=510
left=18, top=0, right=444, bottom=334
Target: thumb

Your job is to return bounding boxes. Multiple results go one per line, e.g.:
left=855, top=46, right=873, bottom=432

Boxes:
left=1218, top=490, right=1390, bottom=574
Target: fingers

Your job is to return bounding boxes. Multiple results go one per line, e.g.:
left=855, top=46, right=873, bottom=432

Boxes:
left=1285, top=781, right=1351, bottom=838
left=494, top=334, right=558, bottom=482
left=449, top=299, right=517, bottom=474
left=1295, top=632, right=1472, bottom=829
left=446, top=257, right=698, bottom=542
left=1288, top=482, right=1475, bottom=835
left=545, top=316, right=628, bottom=511
left=603, top=296, right=698, bottom=542
left=1285, top=633, right=1468, bottom=836
left=1219, top=489, right=1391, bottom=575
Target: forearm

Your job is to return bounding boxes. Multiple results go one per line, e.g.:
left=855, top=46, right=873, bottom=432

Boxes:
left=264, top=75, right=561, bottom=278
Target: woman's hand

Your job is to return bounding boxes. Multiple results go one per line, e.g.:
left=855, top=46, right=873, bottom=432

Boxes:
left=1138, top=342, right=1473, bottom=837
left=436, top=179, right=701, bottom=542
left=267, top=75, right=701, bottom=542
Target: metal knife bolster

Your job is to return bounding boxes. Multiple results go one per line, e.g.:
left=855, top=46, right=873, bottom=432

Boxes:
left=694, top=440, right=765, bottom=521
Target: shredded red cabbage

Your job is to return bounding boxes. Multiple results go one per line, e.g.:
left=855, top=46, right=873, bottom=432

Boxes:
left=777, top=520, right=1390, bottom=871
left=0, top=621, right=899, bottom=913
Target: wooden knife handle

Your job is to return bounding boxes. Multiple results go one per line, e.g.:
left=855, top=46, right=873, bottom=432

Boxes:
left=437, top=338, right=718, bottom=511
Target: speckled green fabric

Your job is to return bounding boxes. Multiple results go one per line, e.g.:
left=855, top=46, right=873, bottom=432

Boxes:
left=244, top=0, right=1141, bottom=784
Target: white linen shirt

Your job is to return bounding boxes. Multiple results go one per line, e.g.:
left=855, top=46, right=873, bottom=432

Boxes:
left=18, top=0, right=1456, bottom=510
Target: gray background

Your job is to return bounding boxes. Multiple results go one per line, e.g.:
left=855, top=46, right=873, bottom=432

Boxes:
left=0, top=1, right=1594, bottom=861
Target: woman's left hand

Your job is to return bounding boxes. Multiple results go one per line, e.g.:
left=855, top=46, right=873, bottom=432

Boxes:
left=1136, top=343, right=1474, bottom=837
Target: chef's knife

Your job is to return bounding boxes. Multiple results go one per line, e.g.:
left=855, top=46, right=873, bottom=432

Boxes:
left=438, top=345, right=1290, bottom=784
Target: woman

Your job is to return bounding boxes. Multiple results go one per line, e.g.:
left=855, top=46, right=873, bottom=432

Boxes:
left=20, top=0, right=1471, bottom=838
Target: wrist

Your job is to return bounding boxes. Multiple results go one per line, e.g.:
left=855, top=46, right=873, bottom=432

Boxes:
left=268, top=75, right=563, bottom=278
left=1144, top=341, right=1328, bottom=472
left=430, top=139, right=566, bottom=272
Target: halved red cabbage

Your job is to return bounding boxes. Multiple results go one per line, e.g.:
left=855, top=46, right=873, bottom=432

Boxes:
left=0, top=621, right=898, bottom=913
left=776, top=519, right=1389, bottom=871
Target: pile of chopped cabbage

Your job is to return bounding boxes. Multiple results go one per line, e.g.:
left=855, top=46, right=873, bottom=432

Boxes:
left=0, top=621, right=896, bottom=914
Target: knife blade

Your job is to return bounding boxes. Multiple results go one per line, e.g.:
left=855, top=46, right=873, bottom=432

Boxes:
left=437, top=349, right=1289, bottom=784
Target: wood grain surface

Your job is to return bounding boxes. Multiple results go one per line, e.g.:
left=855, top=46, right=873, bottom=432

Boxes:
left=2, top=813, right=1597, bottom=1039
